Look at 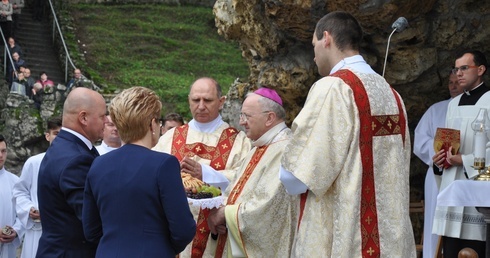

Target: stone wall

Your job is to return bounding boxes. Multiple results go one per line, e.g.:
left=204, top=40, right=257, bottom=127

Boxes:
left=0, top=82, right=64, bottom=175
left=214, top=0, right=490, bottom=201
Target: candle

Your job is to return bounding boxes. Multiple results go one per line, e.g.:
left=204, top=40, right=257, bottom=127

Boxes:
left=474, top=131, right=487, bottom=159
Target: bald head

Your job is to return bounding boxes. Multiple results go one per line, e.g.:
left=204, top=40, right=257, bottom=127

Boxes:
left=63, top=88, right=107, bottom=143
left=188, top=77, right=225, bottom=123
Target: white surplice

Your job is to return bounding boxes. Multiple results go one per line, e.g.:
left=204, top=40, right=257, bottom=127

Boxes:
left=433, top=92, right=490, bottom=241
left=0, top=167, right=23, bottom=258
left=413, top=99, right=450, bottom=258
left=12, top=152, right=44, bottom=258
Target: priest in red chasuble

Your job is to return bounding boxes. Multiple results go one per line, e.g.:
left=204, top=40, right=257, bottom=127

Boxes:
left=207, top=88, right=299, bottom=258
left=280, top=12, right=416, bottom=257
left=153, top=77, right=251, bottom=258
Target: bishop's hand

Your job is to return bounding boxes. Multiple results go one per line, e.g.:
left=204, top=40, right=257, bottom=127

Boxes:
left=181, top=156, right=203, bottom=180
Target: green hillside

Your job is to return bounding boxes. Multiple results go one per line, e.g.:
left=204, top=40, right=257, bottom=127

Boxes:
left=65, top=4, right=249, bottom=119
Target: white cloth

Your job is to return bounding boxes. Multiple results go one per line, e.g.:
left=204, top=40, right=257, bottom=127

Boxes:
left=95, top=141, right=118, bottom=155
left=281, top=61, right=415, bottom=257
left=0, top=167, right=23, bottom=258
left=12, top=153, right=44, bottom=258
left=433, top=92, right=490, bottom=241
left=437, top=180, right=490, bottom=207
left=413, top=99, right=450, bottom=258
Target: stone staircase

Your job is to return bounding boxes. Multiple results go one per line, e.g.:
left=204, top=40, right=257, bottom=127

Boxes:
left=14, top=5, right=65, bottom=85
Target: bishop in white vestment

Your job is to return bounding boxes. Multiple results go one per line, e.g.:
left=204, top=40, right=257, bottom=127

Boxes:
left=209, top=89, right=299, bottom=258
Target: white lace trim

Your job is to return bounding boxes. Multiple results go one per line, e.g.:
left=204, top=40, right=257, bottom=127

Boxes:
left=187, top=196, right=225, bottom=209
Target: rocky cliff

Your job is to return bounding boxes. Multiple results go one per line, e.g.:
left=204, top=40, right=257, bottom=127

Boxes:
left=214, top=0, right=490, bottom=201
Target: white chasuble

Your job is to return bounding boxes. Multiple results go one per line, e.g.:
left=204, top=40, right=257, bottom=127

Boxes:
left=153, top=122, right=250, bottom=258
left=282, top=69, right=415, bottom=257
left=215, top=125, right=299, bottom=258
left=432, top=92, right=490, bottom=241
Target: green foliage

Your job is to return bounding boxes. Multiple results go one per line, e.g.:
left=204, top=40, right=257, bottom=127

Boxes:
left=66, top=4, right=249, bottom=120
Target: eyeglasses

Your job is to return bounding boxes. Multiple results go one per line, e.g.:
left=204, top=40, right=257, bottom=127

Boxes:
left=451, top=65, right=479, bottom=74
left=239, top=111, right=271, bottom=122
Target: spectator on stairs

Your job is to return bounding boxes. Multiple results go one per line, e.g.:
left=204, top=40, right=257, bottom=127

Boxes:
left=0, top=0, right=12, bottom=42
left=8, top=37, right=22, bottom=58
left=66, top=68, right=83, bottom=91
left=36, top=71, right=54, bottom=90
left=31, top=82, right=43, bottom=110
left=12, top=70, right=29, bottom=96
left=8, top=51, right=25, bottom=83
left=23, top=68, right=36, bottom=96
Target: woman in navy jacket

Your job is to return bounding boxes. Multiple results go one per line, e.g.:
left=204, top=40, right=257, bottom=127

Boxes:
left=82, top=86, right=196, bottom=257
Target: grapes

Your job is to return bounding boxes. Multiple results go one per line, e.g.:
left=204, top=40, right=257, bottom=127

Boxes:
left=185, top=184, right=221, bottom=199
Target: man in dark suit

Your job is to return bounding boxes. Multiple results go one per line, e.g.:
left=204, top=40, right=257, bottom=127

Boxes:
left=36, top=87, right=107, bottom=258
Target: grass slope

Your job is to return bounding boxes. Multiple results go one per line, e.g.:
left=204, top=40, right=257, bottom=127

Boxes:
left=68, top=4, right=249, bottom=119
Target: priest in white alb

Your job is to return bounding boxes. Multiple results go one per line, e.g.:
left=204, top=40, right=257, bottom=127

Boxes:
left=432, top=50, right=490, bottom=257
left=279, top=12, right=416, bottom=257
left=153, top=77, right=251, bottom=258
left=413, top=72, right=463, bottom=258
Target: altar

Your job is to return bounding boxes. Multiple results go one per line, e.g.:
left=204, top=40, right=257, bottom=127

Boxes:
left=437, top=179, right=490, bottom=257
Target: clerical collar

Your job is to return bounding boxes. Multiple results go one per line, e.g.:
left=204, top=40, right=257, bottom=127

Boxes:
left=188, top=115, right=224, bottom=133
left=458, top=82, right=489, bottom=106
left=253, top=122, right=287, bottom=147
left=330, top=55, right=376, bottom=75
left=463, top=82, right=484, bottom=96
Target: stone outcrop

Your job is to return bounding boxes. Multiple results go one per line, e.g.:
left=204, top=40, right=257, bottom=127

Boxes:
left=0, top=83, right=65, bottom=175
left=214, top=0, right=490, bottom=201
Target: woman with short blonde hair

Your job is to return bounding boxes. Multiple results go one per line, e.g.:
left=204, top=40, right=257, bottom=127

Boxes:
left=109, top=86, right=162, bottom=144
left=82, top=86, right=196, bottom=257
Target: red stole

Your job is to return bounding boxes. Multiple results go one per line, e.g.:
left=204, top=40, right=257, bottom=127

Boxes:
left=171, top=124, right=239, bottom=258
left=214, top=146, right=269, bottom=258
left=331, top=69, right=406, bottom=258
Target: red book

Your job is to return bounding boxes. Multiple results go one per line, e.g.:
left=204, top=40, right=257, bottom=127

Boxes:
left=434, top=128, right=460, bottom=169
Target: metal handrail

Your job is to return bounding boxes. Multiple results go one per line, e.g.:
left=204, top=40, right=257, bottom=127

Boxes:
left=1, top=27, right=19, bottom=81
left=47, top=0, right=76, bottom=83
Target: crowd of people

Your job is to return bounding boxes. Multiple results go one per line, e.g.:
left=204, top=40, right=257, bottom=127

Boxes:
left=2, top=0, right=88, bottom=110
left=0, top=10, right=488, bottom=258
left=5, top=34, right=60, bottom=109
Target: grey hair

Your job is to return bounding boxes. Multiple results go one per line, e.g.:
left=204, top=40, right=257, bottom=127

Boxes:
left=246, top=92, right=286, bottom=120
